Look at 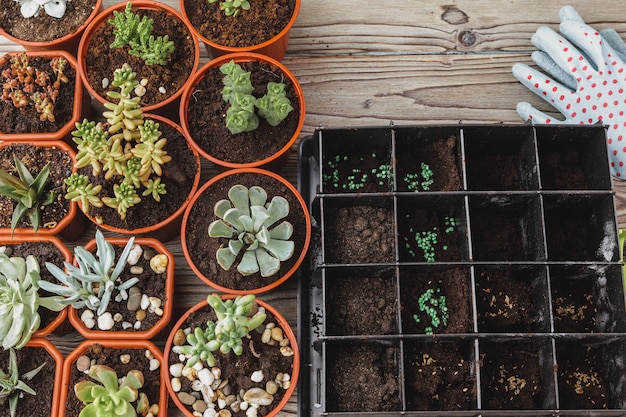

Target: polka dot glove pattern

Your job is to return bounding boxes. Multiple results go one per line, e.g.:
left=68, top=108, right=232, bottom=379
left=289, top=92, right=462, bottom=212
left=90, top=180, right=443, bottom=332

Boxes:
left=512, top=6, right=626, bottom=178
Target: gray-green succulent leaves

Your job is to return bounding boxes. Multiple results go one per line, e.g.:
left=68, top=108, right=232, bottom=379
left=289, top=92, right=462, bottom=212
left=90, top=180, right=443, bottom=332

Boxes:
left=0, top=348, right=47, bottom=417
left=208, top=184, right=294, bottom=277
left=179, top=294, right=266, bottom=367
left=0, top=254, right=64, bottom=350
left=39, top=229, right=138, bottom=316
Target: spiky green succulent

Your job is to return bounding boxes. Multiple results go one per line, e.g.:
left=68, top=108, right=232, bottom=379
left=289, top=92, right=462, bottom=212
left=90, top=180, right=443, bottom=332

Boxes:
left=0, top=348, right=47, bottom=417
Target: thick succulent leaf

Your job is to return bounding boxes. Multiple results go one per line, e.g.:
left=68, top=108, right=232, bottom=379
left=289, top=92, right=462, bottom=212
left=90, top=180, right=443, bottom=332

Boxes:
left=111, top=236, right=135, bottom=280
left=11, top=203, right=29, bottom=231
left=238, top=214, right=254, bottom=233
left=214, top=199, right=232, bottom=219
left=29, top=162, right=51, bottom=196
left=208, top=220, right=235, bottom=238
left=94, top=230, right=115, bottom=273
left=248, top=186, right=267, bottom=207
left=13, top=157, right=35, bottom=186
left=250, top=205, right=270, bottom=233
left=27, top=207, right=41, bottom=232
left=262, top=239, right=295, bottom=262
left=255, top=227, right=270, bottom=246
left=0, top=254, right=21, bottom=279
left=3, top=304, right=26, bottom=349
left=20, top=0, right=40, bottom=18
left=89, top=365, right=119, bottom=391
left=237, top=250, right=259, bottom=276
left=256, top=249, right=281, bottom=277
left=74, top=380, right=100, bottom=402
left=228, top=185, right=250, bottom=217
left=264, top=196, right=290, bottom=228
left=216, top=247, right=237, bottom=271
left=222, top=208, right=244, bottom=231
left=228, top=239, right=244, bottom=256
left=44, top=0, right=66, bottom=18
left=269, top=221, right=294, bottom=240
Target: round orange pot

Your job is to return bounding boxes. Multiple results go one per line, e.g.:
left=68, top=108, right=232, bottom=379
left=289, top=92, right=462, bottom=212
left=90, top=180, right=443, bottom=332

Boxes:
left=180, top=53, right=305, bottom=172
left=0, top=51, right=87, bottom=143
left=67, top=235, right=174, bottom=340
left=0, top=0, right=102, bottom=53
left=180, top=0, right=299, bottom=61
left=181, top=168, right=311, bottom=294
left=164, top=294, right=300, bottom=417
left=75, top=113, right=201, bottom=241
left=77, top=0, right=200, bottom=116
left=60, top=339, right=166, bottom=417
left=0, top=140, right=85, bottom=241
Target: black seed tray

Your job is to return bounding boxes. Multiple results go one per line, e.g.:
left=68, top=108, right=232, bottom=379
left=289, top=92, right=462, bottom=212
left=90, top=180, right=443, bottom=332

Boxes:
left=296, top=124, right=626, bottom=417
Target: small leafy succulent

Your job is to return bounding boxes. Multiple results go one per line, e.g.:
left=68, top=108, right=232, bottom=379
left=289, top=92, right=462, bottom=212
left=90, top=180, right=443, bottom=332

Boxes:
left=208, top=0, right=250, bottom=17
left=208, top=184, right=295, bottom=277
left=39, top=229, right=138, bottom=316
left=219, top=60, right=294, bottom=135
left=0, top=156, right=55, bottom=233
left=74, top=364, right=147, bottom=417
left=0, top=253, right=64, bottom=350
left=179, top=294, right=266, bottom=367
left=108, top=2, right=175, bottom=66
left=0, top=348, right=47, bottom=417
left=15, top=0, right=69, bottom=19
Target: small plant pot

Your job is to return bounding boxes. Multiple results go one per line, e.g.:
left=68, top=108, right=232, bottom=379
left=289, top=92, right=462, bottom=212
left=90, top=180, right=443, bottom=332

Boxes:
left=180, top=0, right=299, bottom=60
left=181, top=168, right=311, bottom=294
left=164, top=294, right=300, bottom=417
left=0, top=0, right=102, bottom=53
left=60, top=339, right=166, bottom=417
left=77, top=0, right=200, bottom=117
left=180, top=53, right=305, bottom=172
left=0, top=338, right=64, bottom=417
left=0, top=51, right=87, bottom=142
left=0, top=141, right=85, bottom=240
left=66, top=235, right=174, bottom=340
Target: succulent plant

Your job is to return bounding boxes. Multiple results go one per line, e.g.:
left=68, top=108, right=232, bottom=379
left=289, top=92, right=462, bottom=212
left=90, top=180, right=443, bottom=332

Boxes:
left=74, top=364, right=145, bottom=417
left=208, top=0, right=250, bottom=17
left=0, top=253, right=64, bottom=350
left=0, top=348, right=47, bottom=417
left=15, top=0, right=69, bottom=19
left=255, top=82, right=294, bottom=127
left=179, top=294, right=266, bottom=367
left=108, top=2, right=175, bottom=66
left=39, top=229, right=138, bottom=316
left=208, top=184, right=295, bottom=277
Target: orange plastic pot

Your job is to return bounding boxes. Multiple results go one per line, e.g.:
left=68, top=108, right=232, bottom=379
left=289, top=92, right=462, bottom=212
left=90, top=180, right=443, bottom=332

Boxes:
left=0, top=51, right=87, bottom=142
left=180, top=53, right=306, bottom=172
left=180, top=0, right=299, bottom=61
left=164, top=294, right=300, bottom=417
left=19, top=338, right=64, bottom=417
left=0, top=0, right=102, bottom=53
left=76, top=113, right=201, bottom=241
left=67, top=236, right=174, bottom=340
left=77, top=0, right=200, bottom=116
left=0, top=140, right=85, bottom=241
left=60, top=339, right=166, bottom=417
left=181, top=168, right=311, bottom=294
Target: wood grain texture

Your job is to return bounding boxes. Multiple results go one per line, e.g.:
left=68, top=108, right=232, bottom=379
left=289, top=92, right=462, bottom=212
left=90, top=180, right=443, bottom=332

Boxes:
left=3, top=0, right=626, bottom=416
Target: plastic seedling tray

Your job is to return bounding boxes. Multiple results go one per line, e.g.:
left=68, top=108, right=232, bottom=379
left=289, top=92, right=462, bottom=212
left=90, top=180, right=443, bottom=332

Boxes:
left=297, top=124, right=626, bottom=417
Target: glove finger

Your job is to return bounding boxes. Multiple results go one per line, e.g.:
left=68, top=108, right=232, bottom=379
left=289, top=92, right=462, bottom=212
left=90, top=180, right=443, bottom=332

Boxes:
left=600, top=28, right=626, bottom=63
left=560, top=19, right=610, bottom=72
left=516, top=101, right=563, bottom=124
left=512, top=63, right=572, bottom=116
left=531, top=26, right=588, bottom=76
left=531, top=51, right=577, bottom=91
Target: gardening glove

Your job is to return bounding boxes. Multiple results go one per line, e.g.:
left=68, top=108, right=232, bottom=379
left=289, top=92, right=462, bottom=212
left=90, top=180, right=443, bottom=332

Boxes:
left=512, top=6, right=626, bottom=179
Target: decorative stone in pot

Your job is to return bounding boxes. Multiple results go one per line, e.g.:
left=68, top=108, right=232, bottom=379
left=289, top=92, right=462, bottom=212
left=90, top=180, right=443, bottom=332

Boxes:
left=181, top=168, right=311, bottom=294
left=164, top=293, right=299, bottom=417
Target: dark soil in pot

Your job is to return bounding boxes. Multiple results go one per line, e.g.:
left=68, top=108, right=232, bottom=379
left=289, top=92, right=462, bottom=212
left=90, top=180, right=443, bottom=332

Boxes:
left=0, top=143, right=72, bottom=231
left=79, top=119, right=198, bottom=231
left=63, top=344, right=162, bottom=417
left=0, top=345, right=57, bottom=417
left=404, top=340, right=475, bottom=410
left=0, top=0, right=97, bottom=42
left=182, top=0, right=295, bottom=48
left=184, top=172, right=307, bottom=291
left=185, top=60, right=300, bottom=164
left=84, top=7, right=196, bottom=108
left=0, top=55, right=77, bottom=134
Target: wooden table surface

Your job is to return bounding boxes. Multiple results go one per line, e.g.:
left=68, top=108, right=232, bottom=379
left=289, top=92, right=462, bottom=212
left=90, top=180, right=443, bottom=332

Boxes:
left=3, top=1, right=626, bottom=416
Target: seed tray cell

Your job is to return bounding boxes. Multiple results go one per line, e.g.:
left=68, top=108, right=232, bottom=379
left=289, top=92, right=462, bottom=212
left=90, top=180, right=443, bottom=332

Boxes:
left=297, top=125, right=625, bottom=417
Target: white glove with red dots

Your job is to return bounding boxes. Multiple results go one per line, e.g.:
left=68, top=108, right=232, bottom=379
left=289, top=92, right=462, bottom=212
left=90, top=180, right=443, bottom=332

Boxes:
left=512, top=6, right=626, bottom=179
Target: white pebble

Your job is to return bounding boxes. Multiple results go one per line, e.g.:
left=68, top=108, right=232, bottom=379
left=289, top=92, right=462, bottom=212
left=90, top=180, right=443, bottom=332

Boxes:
left=120, top=354, right=131, bottom=364
left=171, top=377, right=181, bottom=392
left=134, top=84, right=146, bottom=97
left=140, top=294, right=150, bottom=310
left=155, top=307, right=164, bottom=316
left=98, top=312, right=115, bottom=330
left=191, top=379, right=204, bottom=391
left=115, top=293, right=123, bottom=302
left=122, top=321, right=133, bottom=329
left=159, top=86, right=166, bottom=94
left=170, top=363, right=184, bottom=378
left=250, top=370, right=264, bottom=383
left=113, top=313, right=123, bottom=322
left=134, top=321, right=142, bottom=330
left=127, top=244, right=143, bottom=265
left=149, top=359, right=160, bottom=371
left=198, top=368, right=215, bottom=386
left=102, top=78, right=109, bottom=89
left=204, top=409, right=217, bottom=417
left=81, top=310, right=95, bottom=329
left=246, top=406, right=258, bottom=417
left=239, top=401, right=248, bottom=410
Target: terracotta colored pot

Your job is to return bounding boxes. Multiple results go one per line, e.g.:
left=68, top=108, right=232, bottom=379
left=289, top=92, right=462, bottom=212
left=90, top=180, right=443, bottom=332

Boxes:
left=77, top=0, right=200, bottom=116
left=164, top=294, right=300, bottom=417
left=0, top=51, right=87, bottom=143
left=0, top=0, right=102, bottom=53
left=60, top=339, right=166, bottom=417
left=181, top=168, right=311, bottom=294
left=0, top=141, right=85, bottom=241
left=75, top=113, right=201, bottom=241
left=20, top=338, right=64, bottom=417
left=180, top=0, right=300, bottom=61
left=67, top=236, right=175, bottom=340
left=180, top=53, right=306, bottom=172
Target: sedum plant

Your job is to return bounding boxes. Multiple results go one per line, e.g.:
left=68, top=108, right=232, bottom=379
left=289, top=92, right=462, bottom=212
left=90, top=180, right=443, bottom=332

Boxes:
left=208, top=184, right=295, bottom=277
left=208, top=0, right=250, bottom=17
left=65, top=64, right=172, bottom=221
left=0, top=253, right=65, bottom=350
left=179, top=294, right=266, bottom=367
left=39, top=229, right=138, bottom=316
left=74, top=364, right=148, bottom=417
left=219, top=60, right=294, bottom=134
left=0, top=348, right=47, bottom=417
left=0, top=156, right=55, bottom=233
left=108, top=2, right=175, bottom=66
left=15, top=0, right=69, bottom=18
